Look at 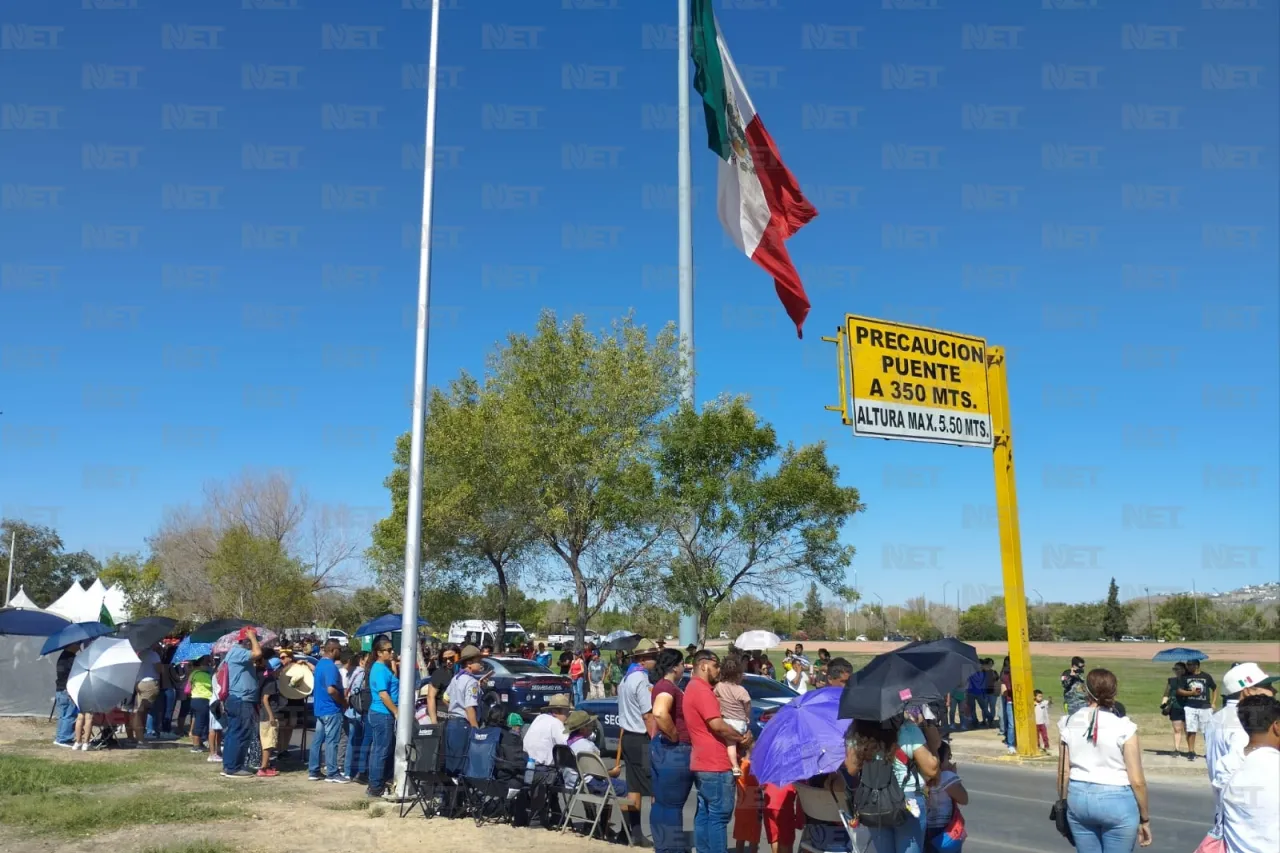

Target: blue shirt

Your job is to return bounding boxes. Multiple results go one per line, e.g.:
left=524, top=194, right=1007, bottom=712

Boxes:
left=368, top=661, right=399, bottom=716
left=224, top=646, right=259, bottom=702
left=535, top=651, right=552, bottom=668
left=313, top=658, right=343, bottom=717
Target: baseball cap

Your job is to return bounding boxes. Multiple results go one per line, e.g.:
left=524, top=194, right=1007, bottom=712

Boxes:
left=1222, top=662, right=1280, bottom=696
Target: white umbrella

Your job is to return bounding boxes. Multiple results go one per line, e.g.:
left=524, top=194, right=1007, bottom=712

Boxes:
left=735, top=629, right=781, bottom=651
left=68, top=636, right=141, bottom=713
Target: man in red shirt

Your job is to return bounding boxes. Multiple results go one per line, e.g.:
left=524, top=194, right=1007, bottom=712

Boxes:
left=684, top=650, right=751, bottom=853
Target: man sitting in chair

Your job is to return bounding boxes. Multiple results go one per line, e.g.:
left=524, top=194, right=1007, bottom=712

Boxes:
left=563, top=710, right=627, bottom=796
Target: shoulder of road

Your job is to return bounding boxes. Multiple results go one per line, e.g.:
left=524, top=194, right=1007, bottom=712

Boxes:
left=949, top=728, right=1207, bottom=784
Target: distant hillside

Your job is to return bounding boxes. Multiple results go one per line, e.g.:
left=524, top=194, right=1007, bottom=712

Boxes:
left=1126, top=582, right=1279, bottom=608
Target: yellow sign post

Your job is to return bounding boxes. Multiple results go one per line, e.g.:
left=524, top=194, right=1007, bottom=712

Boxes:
left=827, top=317, right=1038, bottom=758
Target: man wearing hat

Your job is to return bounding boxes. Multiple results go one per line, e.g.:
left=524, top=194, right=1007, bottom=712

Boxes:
left=1205, top=662, right=1278, bottom=840
left=618, top=638, right=659, bottom=846
left=522, top=693, right=572, bottom=768
left=563, top=708, right=627, bottom=796
left=446, top=645, right=485, bottom=727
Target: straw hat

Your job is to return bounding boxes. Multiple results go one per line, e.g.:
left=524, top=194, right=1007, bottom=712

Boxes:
left=545, top=693, right=573, bottom=710
left=458, top=644, right=482, bottom=663
left=277, top=662, right=314, bottom=700
left=630, top=638, right=659, bottom=657
left=563, top=709, right=596, bottom=734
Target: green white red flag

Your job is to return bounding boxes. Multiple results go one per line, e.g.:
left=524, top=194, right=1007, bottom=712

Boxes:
left=690, top=0, right=818, bottom=338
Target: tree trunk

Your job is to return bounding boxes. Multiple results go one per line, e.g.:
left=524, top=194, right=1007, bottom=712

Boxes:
left=493, top=559, right=509, bottom=652
left=573, top=560, right=588, bottom=650
left=698, top=607, right=711, bottom=649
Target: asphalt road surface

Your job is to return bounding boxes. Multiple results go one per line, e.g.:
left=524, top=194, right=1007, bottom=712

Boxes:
left=660, top=762, right=1214, bottom=853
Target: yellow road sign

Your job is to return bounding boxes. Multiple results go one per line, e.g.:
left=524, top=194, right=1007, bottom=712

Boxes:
left=844, top=315, right=994, bottom=448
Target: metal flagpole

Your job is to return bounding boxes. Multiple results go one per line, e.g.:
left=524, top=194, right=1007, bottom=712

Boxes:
left=675, top=0, right=701, bottom=649
left=392, top=0, right=443, bottom=800
left=5, top=532, right=15, bottom=606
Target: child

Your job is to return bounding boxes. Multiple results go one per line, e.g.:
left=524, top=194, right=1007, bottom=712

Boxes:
left=714, top=654, right=753, bottom=776
left=925, top=741, right=969, bottom=850
left=188, top=656, right=213, bottom=753
left=1034, top=689, right=1052, bottom=753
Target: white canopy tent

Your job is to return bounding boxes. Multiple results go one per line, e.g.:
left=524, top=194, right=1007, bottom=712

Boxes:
left=44, top=579, right=128, bottom=625
left=6, top=587, right=39, bottom=609
left=45, top=581, right=86, bottom=621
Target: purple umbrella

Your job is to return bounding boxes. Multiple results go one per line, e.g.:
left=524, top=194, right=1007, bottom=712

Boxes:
left=751, top=686, right=850, bottom=786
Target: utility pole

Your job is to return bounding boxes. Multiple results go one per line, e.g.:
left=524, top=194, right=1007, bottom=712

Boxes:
left=1192, top=580, right=1199, bottom=626
left=1144, top=587, right=1153, bottom=635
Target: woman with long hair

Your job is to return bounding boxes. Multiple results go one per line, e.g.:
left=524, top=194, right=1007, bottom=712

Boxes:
left=1000, top=656, right=1016, bottom=754
left=1160, top=662, right=1187, bottom=757
left=844, top=714, right=939, bottom=853
left=649, top=647, right=693, bottom=853
left=1058, top=668, right=1153, bottom=851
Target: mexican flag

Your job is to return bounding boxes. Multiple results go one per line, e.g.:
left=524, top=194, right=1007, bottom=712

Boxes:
left=690, top=0, right=818, bottom=338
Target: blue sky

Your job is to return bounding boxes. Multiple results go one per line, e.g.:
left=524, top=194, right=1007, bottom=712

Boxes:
left=2, top=0, right=1276, bottom=609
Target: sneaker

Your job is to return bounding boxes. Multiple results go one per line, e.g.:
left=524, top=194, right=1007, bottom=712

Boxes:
left=220, top=769, right=254, bottom=778
left=308, top=775, right=323, bottom=782
left=353, top=774, right=368, bottom=785
left=207, top=755, right=222, bottom=763
left=327, top=775, right=352, bottom=784
left=1007, top=747, right=1017, bottom=755
left=366, top=788, right=384, bottom=799
left=1187, top=753, right=1197, bottom=762
left=256, top=767, right=279, bottom=778
left=190, top=747, right=206, bottom=754
left=53, top=740, right=74, bottom=749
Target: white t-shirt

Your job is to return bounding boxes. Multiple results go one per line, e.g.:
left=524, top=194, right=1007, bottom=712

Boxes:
left=1221, top=746, right=1280, bottom=853
left=521, top=712, right=568, bottom=767
left=1207, top=701, right=1249, bottom=802
left=1035, top=699, right=1051, bottom=726
left=786, top=668, right=810, bottom=694
left=136, top=649, right=162, bottom=684
left=926, top=770, right=962, bottom=828
left=1059, top=707, right=1137, bottom=787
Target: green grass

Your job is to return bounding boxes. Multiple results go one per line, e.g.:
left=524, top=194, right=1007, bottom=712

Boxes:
left=0, top=790, right=239, bottom=837
left=368, top=805, right=386, bottom=818
left=0, top=754, right=145, bottom=796
left=141, top=843, right=235, bottom=853
left=323, top=798, right=371, bottom=811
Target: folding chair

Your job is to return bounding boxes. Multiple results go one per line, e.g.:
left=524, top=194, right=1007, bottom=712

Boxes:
left=558, top=748, right=631, bottom=844
left=462, top=727, right=505, bottom=824
left=400, top=723, right=448, bottom=819
left=89, top=708, right=129, bottom=750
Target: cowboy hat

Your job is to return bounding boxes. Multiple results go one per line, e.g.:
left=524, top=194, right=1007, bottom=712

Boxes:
left=458, top=644, right=482, bottom=662
left=545, top=693, right=573, bottom=710
left=277, top=661, right=314, bottom=700
left=563, top=709, right=597, bottom=734
left=630, top=638, right=659, bottom=657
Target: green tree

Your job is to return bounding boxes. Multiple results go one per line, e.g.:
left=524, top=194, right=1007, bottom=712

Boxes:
left=207, top=526, right=315, bottom=627
left=1102, top=577, right=1128, bottom=640
left=99, top=552, right=166, bottom=618
left=1, top=519, right=102, bottom=607
left=897, top=610, right=942, bottom=641
left=370, top=373, right=538, bottom=651
left=799, top=582, right=827, bottom=638
left=1156, top=595, right=1213, bottom=642
left=320, top=587, right=395, bottom=634
left=654, top=396, right=864, bottom=644
left=863, top=603, right=887, bottom=639
left=1152, top=617, right=1182, bottom=642
left=491, top=311, right=682, bottom=647
left=957, top=603, right=1005, bottom=641
left=1051, top=602, right=1105, bottom=642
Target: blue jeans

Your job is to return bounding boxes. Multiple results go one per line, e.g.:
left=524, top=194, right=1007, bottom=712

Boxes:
left=981, top=694, right=997, bottom=725
left=343, top=714, right=366, bottom=778
left=161, top=688, right=176, bottom=733
left=1066, top=780, right=1139, bottom=853
left=650, top=738, right=693, bottom=852
left=572, top=678, right=584, bottom=705
left=693, top=771, right=735, bottom=853
left=1003, top=699, right=1017, bottom=749
left=54, top=690, right=77, bottom=743
left=146, top=688, right=167, bottom=737
left=366, top=712, right=395, bottom=794
left=866, top=793, right=927, bottom=853
left=221, top=695, right=257, bottom=774
left=309, top=713, right=343, bottom=778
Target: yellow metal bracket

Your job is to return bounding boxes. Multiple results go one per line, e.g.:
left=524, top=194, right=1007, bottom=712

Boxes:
left=821, top=328, right=852, bottom=426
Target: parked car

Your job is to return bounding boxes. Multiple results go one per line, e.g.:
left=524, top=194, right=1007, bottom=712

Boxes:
left=578, top=673, right=800, bottom=753
left=477, top=656, right=572, bottom=721
left=855, top=635, right=869, bottom=642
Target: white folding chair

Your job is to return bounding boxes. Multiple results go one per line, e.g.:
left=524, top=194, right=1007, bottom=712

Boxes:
left=559, top=749, right=630, bottom=844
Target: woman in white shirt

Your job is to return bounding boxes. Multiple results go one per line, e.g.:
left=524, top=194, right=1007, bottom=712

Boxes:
left=1058, top=669, right=1152, bottom=852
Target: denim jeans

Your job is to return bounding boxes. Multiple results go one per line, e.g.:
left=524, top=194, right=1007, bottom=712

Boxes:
left=866, top=793, right=927, bottom=853
left=309, top=713, right=343, bottom=778
left=1003, top=699, right=1017, bottom=749
left=54, top=690, right=77, bottom=743
left=947, top=698, right=962, bottom=730
left=366, top=712, right=395, bottom=794
left=161, top=688, right=176, bottom=733
left=981, top=694, right=997, bottom=725
left=1066, top=780, right=1139, bottom=853
left=146, top=688, right=167, bottom=737
left=343, top=713, right=366, bottom=778
left=221, top=695, right=257, bottom=774
left=572, top=678, right=584, bottom=705
left=650, top=737, right=693, bottom=852
left=693, top=771, right=736, bottom=853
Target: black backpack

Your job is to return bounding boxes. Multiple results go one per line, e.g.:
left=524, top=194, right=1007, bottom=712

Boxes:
left=349, top=678, right=370, bottom=715
left=850, top=747, right=915, bottom=829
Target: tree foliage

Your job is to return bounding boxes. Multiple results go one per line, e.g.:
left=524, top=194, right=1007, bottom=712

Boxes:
left=897, top=610, right=942, bottom=641
left=1156, top=595, right=1213, bottom=642
left=654, top=396, right=863, bottom=643
left=1102, top=577, right=1128, bottom=640
left=1, top=519, right=101, bottom=607
left=99, top=552, right=166, bottom=618
left=957, top=603, right=1006, bottom=641
left=1152, top=617, right=1182, bottom=642
left=206, top=526, right=316, bottom=626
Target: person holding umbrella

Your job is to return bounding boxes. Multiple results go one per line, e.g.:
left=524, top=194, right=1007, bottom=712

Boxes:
left=221, top=627, right=264, bottom=778
left=52, top=642, right=85, bottom=747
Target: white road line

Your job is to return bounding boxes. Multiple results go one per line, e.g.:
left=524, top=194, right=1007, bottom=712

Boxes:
left=967, top=788, right=1208, bottom=827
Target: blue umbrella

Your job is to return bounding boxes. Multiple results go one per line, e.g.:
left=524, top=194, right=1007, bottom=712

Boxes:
left=40, top=621, right=113, bottom=656
left=1152, top=647, right=1208, bottom=663
left=354, top=613, right=429, bottom=637
left=0, top=607, right=71, bottom=637
left=173, top=635, right=215, bottom=663
left=752, top=686, right=849, bottom=786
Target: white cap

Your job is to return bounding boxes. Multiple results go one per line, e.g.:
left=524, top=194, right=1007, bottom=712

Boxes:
left=1222, top=662, right=1280, bottom=696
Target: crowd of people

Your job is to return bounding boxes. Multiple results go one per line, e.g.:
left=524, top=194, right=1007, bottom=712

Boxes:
left=46, top=630, right=1280, bottom=853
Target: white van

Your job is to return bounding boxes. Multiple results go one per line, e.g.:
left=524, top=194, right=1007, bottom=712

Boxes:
left=447, top=620, right=528, bottom=649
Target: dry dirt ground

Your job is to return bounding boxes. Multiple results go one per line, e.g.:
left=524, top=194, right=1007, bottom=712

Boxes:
left=745, top=640, right=1280, bottom=662
left=0, top=718, right=614, bottom=853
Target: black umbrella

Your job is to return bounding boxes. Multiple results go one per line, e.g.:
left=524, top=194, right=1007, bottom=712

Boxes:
left=113, top=616, right=177, bottom=651
left=891, top=638, right=981, bottom=693
left=189, top=618, right=254, bottom=643
left=599, top=631, right=642, bottom=652
left=838, top=653, right=946, bottom=721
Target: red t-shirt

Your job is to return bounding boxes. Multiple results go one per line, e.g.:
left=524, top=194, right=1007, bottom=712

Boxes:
left=685, top=677, right=733, bottom=773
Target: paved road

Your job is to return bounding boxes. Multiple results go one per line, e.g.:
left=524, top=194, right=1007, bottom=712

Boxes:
left=657, top=762, right=1214, bottom=853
